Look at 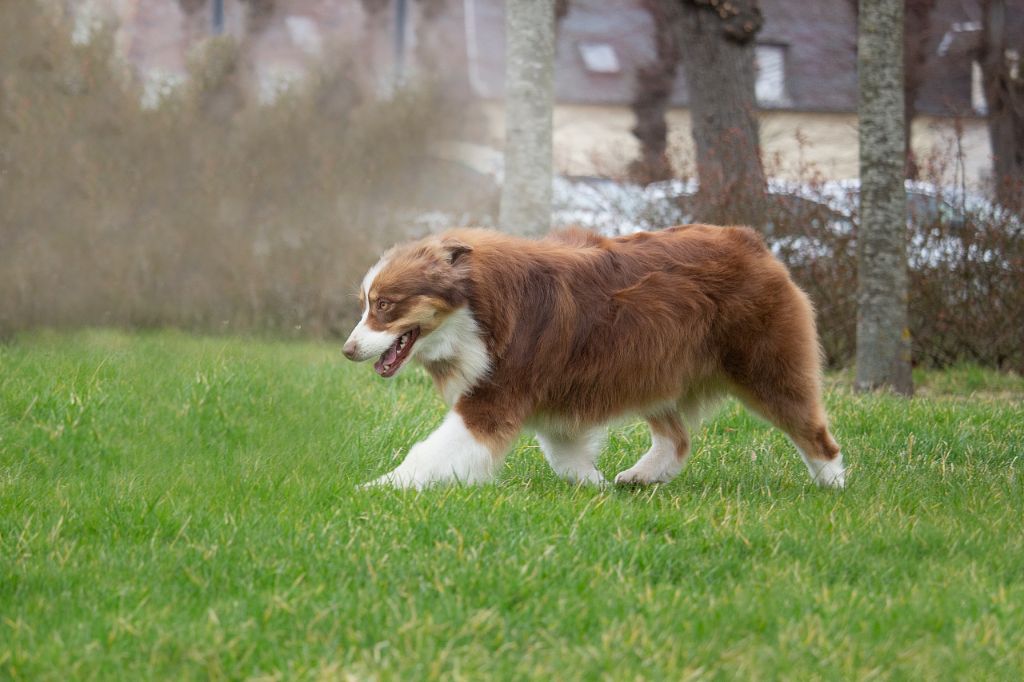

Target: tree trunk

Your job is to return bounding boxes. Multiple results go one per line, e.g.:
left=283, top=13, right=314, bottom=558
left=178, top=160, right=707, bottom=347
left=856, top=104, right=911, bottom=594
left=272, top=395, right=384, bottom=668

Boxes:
left=499, top=0, right=555, bottom=235
left=902, top=0, right=936, bottom=180
left=848, top=0, right=937, bottom=180
left=855, top=0, right=913, bottom=396
left=979, top=0, right=1024, bottom=210
left=676, top=0, right=766, bottom=228
left=629, top=0, right=682, bottom=185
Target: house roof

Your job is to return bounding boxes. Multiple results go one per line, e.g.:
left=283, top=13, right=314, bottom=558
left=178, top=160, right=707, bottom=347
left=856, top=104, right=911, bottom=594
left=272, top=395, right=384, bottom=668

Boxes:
left=92, top=0, right=1022, bottom=117
left=464, top=0, right=1022, bottom=116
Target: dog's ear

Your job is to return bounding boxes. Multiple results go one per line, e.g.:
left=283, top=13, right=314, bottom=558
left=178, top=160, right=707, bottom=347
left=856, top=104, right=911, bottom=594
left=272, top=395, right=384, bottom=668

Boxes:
left=440, top=238, right=473, bottom=265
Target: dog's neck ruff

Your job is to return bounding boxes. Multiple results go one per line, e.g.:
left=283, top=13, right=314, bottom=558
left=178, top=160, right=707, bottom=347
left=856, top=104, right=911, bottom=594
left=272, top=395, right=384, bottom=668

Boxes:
left=415, top=306, right=491, bottom=406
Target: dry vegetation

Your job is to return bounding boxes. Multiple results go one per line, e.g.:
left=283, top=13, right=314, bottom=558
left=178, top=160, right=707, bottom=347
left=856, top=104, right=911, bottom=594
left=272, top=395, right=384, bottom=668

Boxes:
left=0, top=1, right=489, bottom=338
left=1, top=2, right=1020, bottom=372
left=762, top=167, right=1024, bottom=372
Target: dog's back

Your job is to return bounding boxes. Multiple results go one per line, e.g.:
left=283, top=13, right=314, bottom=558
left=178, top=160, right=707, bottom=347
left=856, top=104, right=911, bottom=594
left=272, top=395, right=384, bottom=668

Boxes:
left=454, top=225, right=815, bottom=422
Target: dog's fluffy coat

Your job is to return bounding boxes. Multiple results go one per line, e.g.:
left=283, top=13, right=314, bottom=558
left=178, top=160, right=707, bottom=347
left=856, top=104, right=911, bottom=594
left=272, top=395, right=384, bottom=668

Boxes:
left=343, top=225, right=845, bottom=489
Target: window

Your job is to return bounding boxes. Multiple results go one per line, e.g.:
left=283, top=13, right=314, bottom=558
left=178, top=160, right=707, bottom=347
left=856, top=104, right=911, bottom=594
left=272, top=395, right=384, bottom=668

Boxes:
left=972, top=61, right=987, bottom=114
left=755, top=45, right=787, bottom=105
left=579, top=43, right=621, bottom=74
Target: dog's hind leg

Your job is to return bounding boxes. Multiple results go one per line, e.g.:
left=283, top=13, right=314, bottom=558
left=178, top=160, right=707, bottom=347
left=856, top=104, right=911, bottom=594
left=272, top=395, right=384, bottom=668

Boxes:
left=791, top=423, right=845, bottom=488
left=721, top=279, right=845, bottom=488
left=614, top=411, right=691, bottom=485
left=536, top=427, right=607, bottom=486
left=729, top=382, right=845, bottom=489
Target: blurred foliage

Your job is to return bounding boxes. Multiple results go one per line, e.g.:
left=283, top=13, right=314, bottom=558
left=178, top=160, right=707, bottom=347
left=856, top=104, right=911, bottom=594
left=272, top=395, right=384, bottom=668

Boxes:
left=0, top=1, right=489, bottom=338
left=762, top=171, right=1024, bottom=372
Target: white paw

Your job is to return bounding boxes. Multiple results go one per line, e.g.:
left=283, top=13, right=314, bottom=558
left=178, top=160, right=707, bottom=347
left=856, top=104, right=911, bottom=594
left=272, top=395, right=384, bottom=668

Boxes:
left=560, top=468, right=609, bottom=487
left=357, top=474, right=392, bottom=490
left=358, top=468, right=423, bottom=490
left=805, top=454, right=846, bottom=489
left=613, top=465, right=676, bottom=486
left=813, top=463, right=846, bottom=488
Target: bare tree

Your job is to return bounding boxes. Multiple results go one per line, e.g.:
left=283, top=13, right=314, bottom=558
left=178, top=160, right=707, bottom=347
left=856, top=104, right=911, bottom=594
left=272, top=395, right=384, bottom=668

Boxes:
left=630, top=0, right=682, bottom=184
left=676, top=0, right=767, bottom=227
left=855, top=0, right=913, bottom=395
left=977, top=0, right=1024, bottom=208
left=499, top=0, right=556, bottom=235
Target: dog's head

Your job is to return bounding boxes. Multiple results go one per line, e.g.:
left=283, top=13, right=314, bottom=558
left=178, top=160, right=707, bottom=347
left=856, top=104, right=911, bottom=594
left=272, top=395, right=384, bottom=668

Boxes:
left=343, top=236, right=473, bottom=377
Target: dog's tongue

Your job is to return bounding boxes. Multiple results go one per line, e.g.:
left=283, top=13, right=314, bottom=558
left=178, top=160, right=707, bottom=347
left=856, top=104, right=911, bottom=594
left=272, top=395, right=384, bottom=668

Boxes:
left=375, top=343, right=399, bottom=373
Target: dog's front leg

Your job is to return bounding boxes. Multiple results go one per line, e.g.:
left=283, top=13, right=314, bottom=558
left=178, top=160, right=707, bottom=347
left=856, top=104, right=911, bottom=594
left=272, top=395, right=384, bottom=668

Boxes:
left=364, top=408, right=514, bottom=489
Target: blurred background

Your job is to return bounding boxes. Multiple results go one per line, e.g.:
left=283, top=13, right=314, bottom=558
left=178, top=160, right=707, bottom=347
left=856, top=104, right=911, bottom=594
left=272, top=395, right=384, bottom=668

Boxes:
left=1, top=0, right=1021, bottom=371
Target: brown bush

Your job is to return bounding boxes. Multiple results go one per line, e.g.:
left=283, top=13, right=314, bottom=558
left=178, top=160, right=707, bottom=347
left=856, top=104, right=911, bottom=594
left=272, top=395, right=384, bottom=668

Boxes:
left=0, top=2, right=484, bottom=339
left=761, top=187, right=859, bottom=369
left=907, top=200, right=1024, bottom=371
left=761, top=172, right=1023, bottom=373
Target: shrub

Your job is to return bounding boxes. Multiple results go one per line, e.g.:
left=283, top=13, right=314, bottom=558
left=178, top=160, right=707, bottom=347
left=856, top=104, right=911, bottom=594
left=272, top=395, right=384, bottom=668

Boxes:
left=0, top=2, right=483, bottom=338
left=764, top=176, right=1023, bottom=373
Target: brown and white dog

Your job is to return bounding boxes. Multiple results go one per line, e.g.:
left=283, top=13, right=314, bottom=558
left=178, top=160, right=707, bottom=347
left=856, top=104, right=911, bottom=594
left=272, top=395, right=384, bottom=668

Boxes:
left=343, top=225, right=845, bottom=490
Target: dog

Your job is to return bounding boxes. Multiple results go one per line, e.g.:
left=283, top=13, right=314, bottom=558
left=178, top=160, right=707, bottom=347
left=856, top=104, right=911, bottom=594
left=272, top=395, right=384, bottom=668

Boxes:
left=342, top=225, right=845, bottom=490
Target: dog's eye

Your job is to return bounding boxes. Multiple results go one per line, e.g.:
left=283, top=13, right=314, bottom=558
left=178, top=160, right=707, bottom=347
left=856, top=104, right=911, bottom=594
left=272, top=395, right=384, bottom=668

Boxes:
left=376, top=299, right=391, bottom=311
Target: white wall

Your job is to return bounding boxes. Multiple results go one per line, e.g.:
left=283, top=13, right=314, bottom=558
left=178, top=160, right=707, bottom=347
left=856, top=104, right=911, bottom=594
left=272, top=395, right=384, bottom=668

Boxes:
left=483, top=102, right=994, bottom=187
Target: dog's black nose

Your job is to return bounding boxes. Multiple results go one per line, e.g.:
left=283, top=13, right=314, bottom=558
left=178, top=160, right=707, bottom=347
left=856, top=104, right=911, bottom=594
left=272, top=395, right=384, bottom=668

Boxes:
left=342, top=340, right=358, bottom=360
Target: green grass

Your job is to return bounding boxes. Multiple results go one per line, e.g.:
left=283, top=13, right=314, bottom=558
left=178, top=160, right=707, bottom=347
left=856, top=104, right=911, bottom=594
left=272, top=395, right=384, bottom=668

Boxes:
left=2, top=330, right=1023, bottom=680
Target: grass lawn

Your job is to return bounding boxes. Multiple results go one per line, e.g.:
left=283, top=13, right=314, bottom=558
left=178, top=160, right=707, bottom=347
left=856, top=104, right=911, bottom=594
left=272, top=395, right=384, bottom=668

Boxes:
left=2, top=330, right=1023, bottom=680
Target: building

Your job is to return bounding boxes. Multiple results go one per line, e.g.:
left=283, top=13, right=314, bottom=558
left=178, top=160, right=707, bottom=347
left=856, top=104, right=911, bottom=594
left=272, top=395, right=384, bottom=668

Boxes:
left=72, top=0, right=1016, bottom=185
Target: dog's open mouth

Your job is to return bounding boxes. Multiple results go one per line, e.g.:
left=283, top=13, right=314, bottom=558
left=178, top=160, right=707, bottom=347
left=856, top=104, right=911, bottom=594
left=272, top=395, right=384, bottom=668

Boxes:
left=374, top=328, right=420, bottom=377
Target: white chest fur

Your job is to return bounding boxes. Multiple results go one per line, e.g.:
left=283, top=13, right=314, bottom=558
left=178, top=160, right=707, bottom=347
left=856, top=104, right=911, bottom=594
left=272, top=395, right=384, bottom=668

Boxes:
left=414, top=307, right=491, bottom=406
